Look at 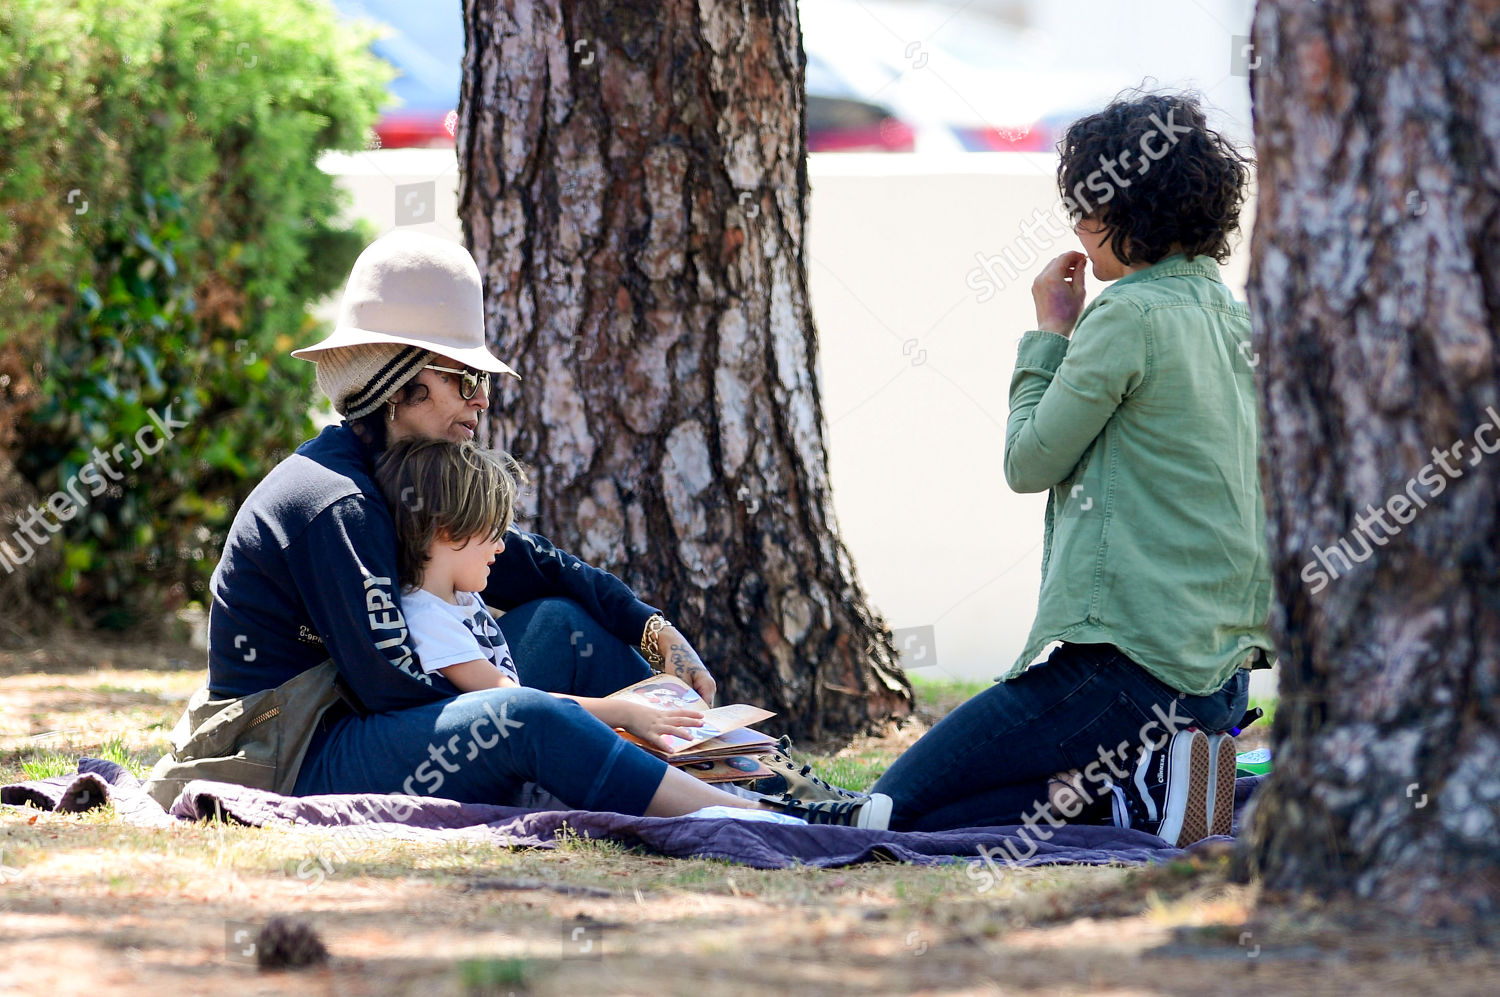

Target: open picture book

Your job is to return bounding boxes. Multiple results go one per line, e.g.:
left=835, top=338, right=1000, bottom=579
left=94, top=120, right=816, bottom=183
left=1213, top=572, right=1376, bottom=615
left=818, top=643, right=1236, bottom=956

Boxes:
left=607, top=674, right=777, bottom=780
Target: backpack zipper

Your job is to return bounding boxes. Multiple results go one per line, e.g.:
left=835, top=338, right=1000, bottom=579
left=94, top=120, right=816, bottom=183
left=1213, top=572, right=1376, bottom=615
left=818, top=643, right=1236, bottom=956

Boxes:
left=247, top=706, right=281, bottom=728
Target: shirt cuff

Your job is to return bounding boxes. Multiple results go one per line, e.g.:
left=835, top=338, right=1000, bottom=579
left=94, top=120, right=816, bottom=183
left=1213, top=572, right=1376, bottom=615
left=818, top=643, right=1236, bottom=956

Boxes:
left=418, top=650, right=493, bottom=674
left=1015, top=329, right=1070, bottom=373
left=620, top=600, right=664, bottom=652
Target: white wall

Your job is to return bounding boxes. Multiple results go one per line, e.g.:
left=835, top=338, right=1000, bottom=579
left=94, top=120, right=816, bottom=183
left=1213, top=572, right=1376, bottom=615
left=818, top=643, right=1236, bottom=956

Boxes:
left=319, top=149, right=1272, bottom=697
left=804, top=153, right=1255, bottom=689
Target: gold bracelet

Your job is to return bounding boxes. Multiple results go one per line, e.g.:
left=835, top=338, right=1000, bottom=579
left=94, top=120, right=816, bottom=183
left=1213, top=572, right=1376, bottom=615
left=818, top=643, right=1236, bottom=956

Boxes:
left=640, top=614, right=669, bottom=670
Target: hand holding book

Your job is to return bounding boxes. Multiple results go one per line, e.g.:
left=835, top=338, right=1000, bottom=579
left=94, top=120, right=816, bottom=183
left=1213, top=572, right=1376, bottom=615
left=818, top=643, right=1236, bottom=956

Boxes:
left=603, top=700, right=706, bottom=752
left=607, top=675, right=775, bottom=759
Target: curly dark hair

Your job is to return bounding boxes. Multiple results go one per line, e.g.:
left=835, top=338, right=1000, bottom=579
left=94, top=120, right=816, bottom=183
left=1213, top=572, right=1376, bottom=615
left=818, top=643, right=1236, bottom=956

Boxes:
left=347, top=378, right=432, bottom=452
left=1056, top=90, right=1252, bottom=266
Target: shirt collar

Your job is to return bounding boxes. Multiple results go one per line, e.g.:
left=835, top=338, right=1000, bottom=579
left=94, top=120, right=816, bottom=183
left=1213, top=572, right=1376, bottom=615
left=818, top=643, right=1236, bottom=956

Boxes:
left=1110, top=253, right=1223, bottom=289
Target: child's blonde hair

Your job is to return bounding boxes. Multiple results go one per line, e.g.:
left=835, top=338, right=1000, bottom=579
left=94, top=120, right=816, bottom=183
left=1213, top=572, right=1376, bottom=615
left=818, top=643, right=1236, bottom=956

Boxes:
left=373, top=437, right=526, bottom=587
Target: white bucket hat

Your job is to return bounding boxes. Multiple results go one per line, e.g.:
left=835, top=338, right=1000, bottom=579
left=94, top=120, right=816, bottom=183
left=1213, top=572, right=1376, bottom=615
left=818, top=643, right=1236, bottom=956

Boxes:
left=292, top=231, right=518, bottom=417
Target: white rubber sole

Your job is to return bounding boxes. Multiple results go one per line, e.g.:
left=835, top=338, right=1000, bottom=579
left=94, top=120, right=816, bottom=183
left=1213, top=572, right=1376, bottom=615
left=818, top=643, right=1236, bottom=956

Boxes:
left=857, top=792, right=893, bottom=830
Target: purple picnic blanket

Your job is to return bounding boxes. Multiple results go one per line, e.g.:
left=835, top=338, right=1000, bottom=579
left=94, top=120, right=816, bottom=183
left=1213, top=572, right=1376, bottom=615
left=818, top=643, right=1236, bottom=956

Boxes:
left=1, top=758, right=1263, bottom=871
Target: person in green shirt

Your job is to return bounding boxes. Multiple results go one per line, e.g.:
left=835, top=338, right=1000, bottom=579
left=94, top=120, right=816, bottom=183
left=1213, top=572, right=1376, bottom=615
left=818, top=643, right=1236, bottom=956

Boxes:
left=873, top=92, right=1269, bottom=848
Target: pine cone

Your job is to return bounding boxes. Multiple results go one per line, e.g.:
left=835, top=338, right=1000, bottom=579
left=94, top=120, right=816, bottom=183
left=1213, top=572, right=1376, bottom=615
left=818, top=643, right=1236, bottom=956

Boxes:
left=255, top=916, right=329, bottom=971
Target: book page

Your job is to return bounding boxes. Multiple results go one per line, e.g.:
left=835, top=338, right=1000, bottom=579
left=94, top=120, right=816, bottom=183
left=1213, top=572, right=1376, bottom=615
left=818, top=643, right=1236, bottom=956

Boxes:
left=609, top=674, right=775, bottom=753
left=646, top=703, right=774, bottom=753
left=627, top=725, right=777, bottom=760
left=608, top=674, right=710, bottom=712
left=687, top=726, right=776, bottom=754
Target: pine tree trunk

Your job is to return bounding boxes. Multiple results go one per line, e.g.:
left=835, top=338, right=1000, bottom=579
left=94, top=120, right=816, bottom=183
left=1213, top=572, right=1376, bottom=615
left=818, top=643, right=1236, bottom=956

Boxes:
left=455, top=0, right=912, bottom=737
left=1246, top=0, right=1500, bottom=921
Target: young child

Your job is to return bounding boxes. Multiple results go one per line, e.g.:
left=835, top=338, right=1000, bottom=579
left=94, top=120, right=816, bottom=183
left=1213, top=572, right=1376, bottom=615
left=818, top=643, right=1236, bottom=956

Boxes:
left=871, top=91, right=1261, bottom=843
left=373, top=436, right=892, bottom=827
left=375, top=436, right=701, bottom=751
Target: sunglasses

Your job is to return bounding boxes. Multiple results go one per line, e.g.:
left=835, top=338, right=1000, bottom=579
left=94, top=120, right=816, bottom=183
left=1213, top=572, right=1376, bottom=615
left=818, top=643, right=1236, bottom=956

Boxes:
left=424, top=364, right=491, bottom=401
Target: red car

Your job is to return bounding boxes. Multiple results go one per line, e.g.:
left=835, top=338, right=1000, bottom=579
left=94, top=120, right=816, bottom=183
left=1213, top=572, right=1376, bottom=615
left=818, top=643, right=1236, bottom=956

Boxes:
left=330, top=1, right=914, bottom=153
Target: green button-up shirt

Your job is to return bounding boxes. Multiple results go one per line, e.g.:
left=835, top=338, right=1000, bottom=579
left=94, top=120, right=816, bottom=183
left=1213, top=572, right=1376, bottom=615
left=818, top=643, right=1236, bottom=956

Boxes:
left=1002, top=254, right=1272, bottom=696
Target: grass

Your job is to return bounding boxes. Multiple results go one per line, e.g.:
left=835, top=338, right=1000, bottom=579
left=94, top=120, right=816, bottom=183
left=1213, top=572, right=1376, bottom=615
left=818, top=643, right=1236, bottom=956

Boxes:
left=1248, top=694, right=1277, bottom=727
left=0, top=669, right=1267, bottom=796
left=14, top=646, right=1479, bottom=996
left=458, top=957, right=533, bottom=995
left=804, top=747, right=889, bottom=792
left=19, top=733, right=148, bottom=781
left=908, top=673, right=992, bottom=717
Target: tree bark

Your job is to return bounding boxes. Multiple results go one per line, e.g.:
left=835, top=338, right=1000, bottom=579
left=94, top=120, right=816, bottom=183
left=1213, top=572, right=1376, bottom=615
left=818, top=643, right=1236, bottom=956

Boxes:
left=1246, top=0, right=1500, bottom=922
left=456, top=0, right=912, bottom=737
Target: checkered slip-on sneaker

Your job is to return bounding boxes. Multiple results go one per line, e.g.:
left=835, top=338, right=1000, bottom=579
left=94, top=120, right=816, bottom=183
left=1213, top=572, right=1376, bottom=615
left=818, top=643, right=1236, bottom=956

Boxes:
left=1205, top=732, right=1238, bottom=838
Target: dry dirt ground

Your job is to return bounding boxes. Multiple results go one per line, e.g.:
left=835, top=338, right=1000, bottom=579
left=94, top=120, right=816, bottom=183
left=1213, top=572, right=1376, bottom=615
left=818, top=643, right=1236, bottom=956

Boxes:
left=1, top=634, right=1495, bottom=996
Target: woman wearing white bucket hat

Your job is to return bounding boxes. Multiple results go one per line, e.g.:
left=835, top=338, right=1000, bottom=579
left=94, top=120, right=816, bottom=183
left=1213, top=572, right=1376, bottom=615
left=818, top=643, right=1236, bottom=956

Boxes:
left=149, top=231, right=803, bottom=820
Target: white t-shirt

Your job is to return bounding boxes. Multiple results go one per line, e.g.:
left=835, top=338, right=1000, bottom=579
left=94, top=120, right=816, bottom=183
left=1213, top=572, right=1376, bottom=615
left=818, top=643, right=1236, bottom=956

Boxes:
left=401, top=588, right=519, bottom=684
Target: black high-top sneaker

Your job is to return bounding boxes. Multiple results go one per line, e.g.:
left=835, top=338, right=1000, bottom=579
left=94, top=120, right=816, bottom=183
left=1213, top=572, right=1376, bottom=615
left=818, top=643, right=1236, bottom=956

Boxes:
left=767, top=791, right=893, bottom=829
left=1107, top=729, right=1213, bottom=846
left=749, top=736, right=867, bottom=804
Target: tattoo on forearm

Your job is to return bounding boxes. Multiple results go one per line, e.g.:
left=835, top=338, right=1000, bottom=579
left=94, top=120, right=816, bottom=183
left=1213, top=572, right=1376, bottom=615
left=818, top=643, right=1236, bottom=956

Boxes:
left=667, top=641, right=692, bottom=678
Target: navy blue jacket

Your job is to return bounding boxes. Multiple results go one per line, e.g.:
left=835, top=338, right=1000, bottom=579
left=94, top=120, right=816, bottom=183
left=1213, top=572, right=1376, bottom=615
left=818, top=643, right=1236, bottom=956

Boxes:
left=206, top=423, right=659, bottom=711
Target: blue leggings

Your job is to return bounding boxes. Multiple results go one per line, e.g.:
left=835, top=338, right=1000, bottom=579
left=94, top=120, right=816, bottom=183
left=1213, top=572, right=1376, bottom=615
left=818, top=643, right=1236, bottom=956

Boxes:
left=293, top=598, right=664, bottom=813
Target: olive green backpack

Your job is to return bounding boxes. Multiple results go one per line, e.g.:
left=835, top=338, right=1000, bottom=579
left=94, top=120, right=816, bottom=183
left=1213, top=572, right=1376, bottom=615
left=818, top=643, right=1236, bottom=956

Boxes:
left=142, top=660, right=343, bottom=811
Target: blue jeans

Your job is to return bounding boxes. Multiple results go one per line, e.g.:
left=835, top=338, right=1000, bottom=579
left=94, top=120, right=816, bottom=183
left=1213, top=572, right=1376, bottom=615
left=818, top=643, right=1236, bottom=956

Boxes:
left=495, top=597, right=652, bottom=695
left=293, top=598, right=664, bottom=812
left=871, top=643, right=1250, bottom=831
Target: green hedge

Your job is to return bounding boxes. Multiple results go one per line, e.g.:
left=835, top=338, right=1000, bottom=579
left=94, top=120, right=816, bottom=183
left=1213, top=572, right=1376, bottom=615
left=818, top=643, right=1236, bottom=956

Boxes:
left=0, top=0, right=390, bottom=629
